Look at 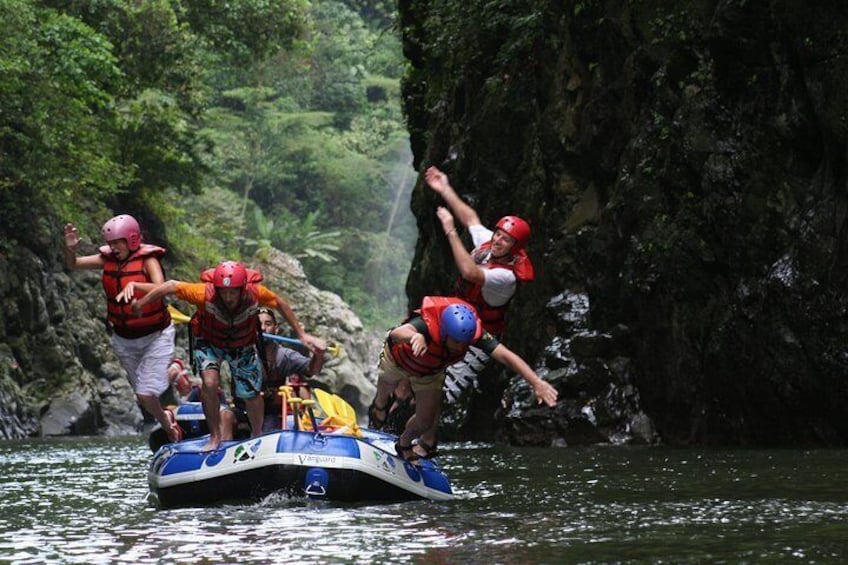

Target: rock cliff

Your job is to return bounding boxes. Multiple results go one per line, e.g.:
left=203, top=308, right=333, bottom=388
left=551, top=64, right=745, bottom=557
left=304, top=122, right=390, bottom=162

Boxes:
left=400, top=0, right=848, bottom=445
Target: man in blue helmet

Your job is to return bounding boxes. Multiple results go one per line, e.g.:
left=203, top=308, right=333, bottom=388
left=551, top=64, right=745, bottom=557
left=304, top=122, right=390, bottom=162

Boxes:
left=370, top=296, right=558, bottom=462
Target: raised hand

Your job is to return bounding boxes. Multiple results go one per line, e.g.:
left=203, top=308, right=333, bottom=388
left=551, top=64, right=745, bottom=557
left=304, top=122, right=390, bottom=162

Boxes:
left=424, top=166, right=450, bottom=194
left=64, top=223, right=80, bottom=251
left=436, top=206, right=455, bottom=233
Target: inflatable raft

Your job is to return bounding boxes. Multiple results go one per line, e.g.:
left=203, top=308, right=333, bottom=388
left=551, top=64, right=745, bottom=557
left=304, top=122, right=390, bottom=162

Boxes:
left=147, top=389, right=455, bottom=507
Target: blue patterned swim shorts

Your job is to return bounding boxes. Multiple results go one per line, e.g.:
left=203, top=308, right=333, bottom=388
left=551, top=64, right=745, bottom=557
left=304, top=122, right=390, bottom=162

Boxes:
left=193, top=340, right=262, bottom=399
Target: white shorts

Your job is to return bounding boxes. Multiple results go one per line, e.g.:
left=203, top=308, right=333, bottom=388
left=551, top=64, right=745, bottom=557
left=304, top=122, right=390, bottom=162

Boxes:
left=111, top=324, right=175, bottom=396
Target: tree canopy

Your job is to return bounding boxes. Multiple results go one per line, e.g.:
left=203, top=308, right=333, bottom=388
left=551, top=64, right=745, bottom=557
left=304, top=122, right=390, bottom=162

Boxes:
left=1, top=0, right=415, bottom=327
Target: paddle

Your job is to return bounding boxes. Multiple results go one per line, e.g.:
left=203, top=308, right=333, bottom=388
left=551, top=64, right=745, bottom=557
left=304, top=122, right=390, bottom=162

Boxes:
left=262, top=332, right=342, bottom=357
left=313, top=388, right=361, bottom=434
left=167, top=304, right=342, bottom=356
left=167, top=304, right=191, bottom=324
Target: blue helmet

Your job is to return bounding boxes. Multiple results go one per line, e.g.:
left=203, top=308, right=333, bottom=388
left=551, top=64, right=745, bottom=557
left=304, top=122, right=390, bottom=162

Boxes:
left=440, top=304, right=478, bottom=344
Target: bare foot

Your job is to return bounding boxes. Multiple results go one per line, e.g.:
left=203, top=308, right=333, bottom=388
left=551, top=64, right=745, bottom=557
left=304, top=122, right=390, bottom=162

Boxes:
left=200, top=437, right=221, bottom=452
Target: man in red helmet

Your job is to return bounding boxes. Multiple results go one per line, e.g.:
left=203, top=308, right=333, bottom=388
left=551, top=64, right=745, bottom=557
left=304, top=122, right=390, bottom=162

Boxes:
left=63, top=215, right=182, bottom=444
left=424, top=166, right=536, bottom=404
left=123, top=260, right=325, bottom=451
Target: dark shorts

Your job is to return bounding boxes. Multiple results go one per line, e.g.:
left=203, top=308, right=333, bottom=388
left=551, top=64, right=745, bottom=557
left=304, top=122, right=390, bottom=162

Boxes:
left=193, top=341, right=262, bottom=399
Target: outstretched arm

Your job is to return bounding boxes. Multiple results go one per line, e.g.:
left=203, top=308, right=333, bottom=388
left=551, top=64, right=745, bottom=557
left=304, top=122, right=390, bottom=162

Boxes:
left=490, top=344, right=559, bottom=407
left=424, top=166, right=481, bottom=228
left=436, top=206, right=486, bottom=285
left=116, top=257, right=167, bottom=303
left=131, top=280, right=179, bottom=313
left=63, top=223, right=104, bottom=270
left=273, top=294, right=326, bottom=352
left=307, top=345, right=326, bottom=376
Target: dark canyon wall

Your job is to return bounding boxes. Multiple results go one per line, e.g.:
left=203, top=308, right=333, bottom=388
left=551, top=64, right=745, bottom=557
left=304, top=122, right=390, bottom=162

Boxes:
left=400, top=0, right=848, bottom=445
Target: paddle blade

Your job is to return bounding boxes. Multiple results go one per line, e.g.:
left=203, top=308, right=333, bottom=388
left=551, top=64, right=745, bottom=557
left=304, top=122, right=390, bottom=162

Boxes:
left=167, top=304, right=192, bottom=324
left=313, top=388, right=339, bottom=418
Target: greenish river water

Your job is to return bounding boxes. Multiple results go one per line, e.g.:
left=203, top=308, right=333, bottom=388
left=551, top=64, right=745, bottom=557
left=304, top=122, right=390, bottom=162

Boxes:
left=1, top=437, right=847, bottom=563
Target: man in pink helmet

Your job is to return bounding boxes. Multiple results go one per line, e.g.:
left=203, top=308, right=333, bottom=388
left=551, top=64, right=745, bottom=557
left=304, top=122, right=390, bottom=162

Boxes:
left=424, top=166, right=537, bottom=404
left=63, top=215, right=182, bottom=443
left=123, top=260, right=325, bottom=451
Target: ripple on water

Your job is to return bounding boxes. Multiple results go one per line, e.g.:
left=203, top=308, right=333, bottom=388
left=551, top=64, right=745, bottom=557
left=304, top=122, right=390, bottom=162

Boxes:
left=2, top=439, right=848, bottom=563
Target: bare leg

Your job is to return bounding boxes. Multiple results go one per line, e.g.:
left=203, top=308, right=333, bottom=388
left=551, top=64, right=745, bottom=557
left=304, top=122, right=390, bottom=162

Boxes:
left=418, top=424, right=439, bottom=457
left=370, top=377, right=399, bottom=427
left=399, top=388, right=441, bottom=455
left=200, top=369, right=222, bottom=450
left=137, top=393, right=181, bottom=443
left=244, top=396, right=264, bottom=437
left=220, top=408, right=236, bottom=441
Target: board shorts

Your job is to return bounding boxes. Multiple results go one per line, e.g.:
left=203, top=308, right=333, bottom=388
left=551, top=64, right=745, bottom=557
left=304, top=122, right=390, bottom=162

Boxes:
left=193, top=340, right=262, bottom=400
left=111, top=324, right=175, bottom=396
left=377, top=343, right=445, bottom=393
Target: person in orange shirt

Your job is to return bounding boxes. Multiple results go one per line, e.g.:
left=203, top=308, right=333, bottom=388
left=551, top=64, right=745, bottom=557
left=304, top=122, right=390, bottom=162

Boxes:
left=121, top=260, right=324, bottom=451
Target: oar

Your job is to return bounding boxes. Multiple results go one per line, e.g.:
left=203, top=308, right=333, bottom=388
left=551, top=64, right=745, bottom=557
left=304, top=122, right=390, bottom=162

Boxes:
left=167, top=304, right=341, bottom=356
left=313, top=388, right=360, bottom=432
left=262, top=333, right=342, bottom=357
left=167, top=304, right=192, bottom=324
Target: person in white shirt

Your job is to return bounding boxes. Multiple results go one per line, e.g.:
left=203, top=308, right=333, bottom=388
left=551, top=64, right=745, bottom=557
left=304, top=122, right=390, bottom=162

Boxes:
left=424, top=166, right=536, bottom=403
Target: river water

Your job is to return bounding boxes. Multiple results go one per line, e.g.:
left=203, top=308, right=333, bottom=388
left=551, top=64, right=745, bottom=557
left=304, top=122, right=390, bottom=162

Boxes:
left=1, top=436, right=847, bottom=564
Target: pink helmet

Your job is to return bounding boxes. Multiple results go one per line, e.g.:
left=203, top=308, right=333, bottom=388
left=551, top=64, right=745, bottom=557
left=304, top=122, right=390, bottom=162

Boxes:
left=495, top=215, right=531, bottom=249
left=101, top=214, right=141, bottom=250
left=212, top=261, right=248, bottom=288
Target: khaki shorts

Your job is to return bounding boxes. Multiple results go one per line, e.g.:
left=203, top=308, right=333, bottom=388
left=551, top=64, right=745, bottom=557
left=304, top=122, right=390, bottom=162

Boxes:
left=111, top=324, right=175, bottom=396
left=378, top=343, right=445, bottom=393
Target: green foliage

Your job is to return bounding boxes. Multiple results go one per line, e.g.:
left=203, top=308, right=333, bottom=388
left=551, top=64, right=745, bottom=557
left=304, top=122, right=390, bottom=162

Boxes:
left=2, top=0, right=414, bottom=330
left=421, top=0, right=548, bottom=95
left=263, top=208, right=341, bottom=262
left=0, top=0, right=127, bottom=230
left=241, top=206, right=342, bottom=264
left=302, top=226, right=412, bottom=328
left=341, top=0, right=396, bottom=28
left=43, top=0, right=209, bottom=112
left=181, top=0, right=308, bottom=65
left=165, top=185, right=244, bottom=278
left=117, top=89, right=208, bottom=198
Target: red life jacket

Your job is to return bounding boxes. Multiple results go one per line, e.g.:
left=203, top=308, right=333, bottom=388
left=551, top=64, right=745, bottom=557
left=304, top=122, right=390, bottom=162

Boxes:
left=456, top=242, right=535, bottom=337
left=100, top=244, right=171, bottom=339
left=390, top=296, right=483, bottom=377
left=191, top=268, right=264, bottom=349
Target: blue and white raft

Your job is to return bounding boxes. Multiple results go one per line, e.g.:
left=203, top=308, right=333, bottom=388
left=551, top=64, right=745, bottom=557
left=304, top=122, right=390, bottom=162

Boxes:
left=147, top=389, right=454, bottom=508
left=147, top=427, right=454, bottom=508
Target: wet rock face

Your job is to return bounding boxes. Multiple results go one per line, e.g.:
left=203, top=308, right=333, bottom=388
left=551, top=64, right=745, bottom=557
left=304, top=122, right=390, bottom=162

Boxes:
left=400, top=0, right=848, bottom=445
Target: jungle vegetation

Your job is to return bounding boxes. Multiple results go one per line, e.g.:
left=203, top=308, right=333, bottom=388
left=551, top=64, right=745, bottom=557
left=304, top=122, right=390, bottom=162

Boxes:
left=0, top=0, right=415, bottom=328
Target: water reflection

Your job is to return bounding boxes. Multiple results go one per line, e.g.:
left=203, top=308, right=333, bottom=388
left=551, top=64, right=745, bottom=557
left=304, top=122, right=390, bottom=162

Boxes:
left=1, top=438, right=848, bottom=563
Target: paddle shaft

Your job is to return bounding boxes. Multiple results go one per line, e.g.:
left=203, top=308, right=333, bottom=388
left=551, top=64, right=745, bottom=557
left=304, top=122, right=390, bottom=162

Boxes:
left=263, top=332, right=305, bottom=348
left=168, top=304, right=340, bottom=355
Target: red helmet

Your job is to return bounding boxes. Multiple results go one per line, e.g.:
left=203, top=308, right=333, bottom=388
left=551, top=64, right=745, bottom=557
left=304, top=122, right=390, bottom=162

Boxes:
left=495, top=215, right=531, bottom=249
left=212, top=261, right=248, bottom=288
left=101, top=214, right=141, bottom=251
